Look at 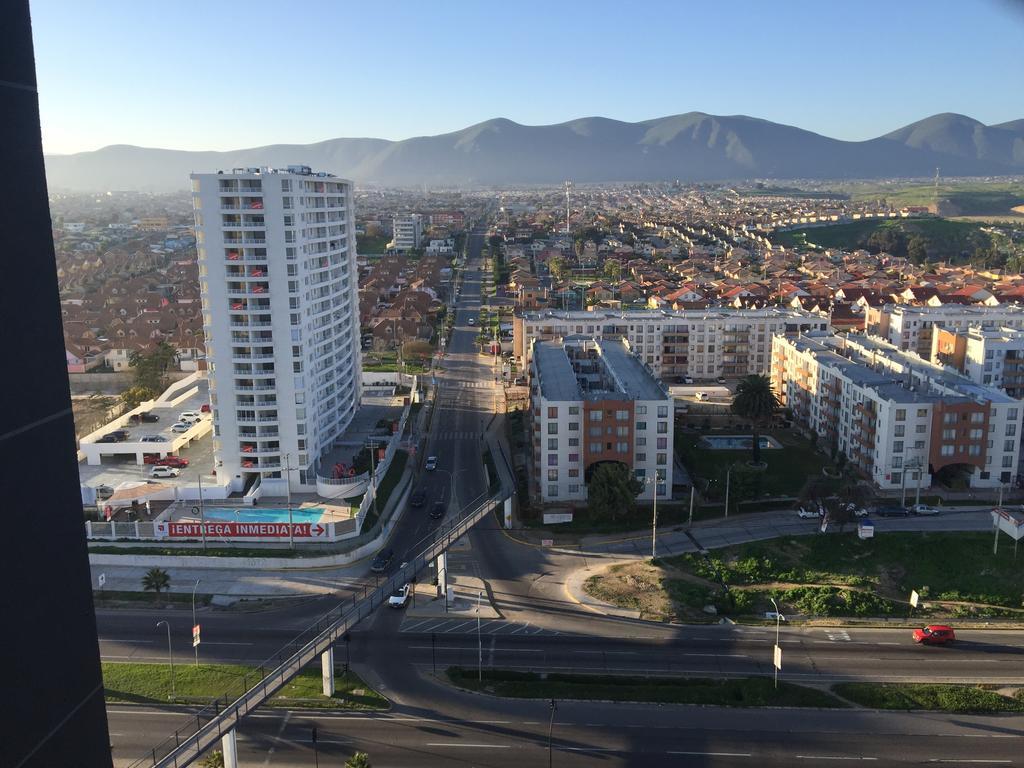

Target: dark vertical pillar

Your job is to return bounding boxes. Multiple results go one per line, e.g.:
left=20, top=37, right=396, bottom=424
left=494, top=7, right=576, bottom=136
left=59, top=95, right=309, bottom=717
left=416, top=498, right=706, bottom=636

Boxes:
left=0, top=3, right=113, bottom=767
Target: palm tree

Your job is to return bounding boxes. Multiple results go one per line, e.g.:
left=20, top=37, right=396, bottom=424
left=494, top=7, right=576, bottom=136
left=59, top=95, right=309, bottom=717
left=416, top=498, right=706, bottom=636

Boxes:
left=142, top=567, right=170, bottom=600
left=345, top=752, right=371, bottom=768
left=730, top=374, right=781, bottom=465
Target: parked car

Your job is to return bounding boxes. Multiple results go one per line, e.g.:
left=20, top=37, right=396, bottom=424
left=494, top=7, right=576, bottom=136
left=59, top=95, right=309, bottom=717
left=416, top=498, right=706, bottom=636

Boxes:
left=841, top=502, right=869, bottom=518
left=388, top=583, right=411, bottom=608
left=200, top=404, right=212, bottom=413
left=909, top=504, right=940, bottom=516
left=370, top=548, right=394, bottom=573
left=429, top=501, right=446, bottom=520
left=155, top=456, right=189, bottom=468
left=913, top=625, right=955, bottom=645
left=95, top=434, right=119, bottom=443
left=170, top=422, right=191, bottom=433
left=425, top=455, right=438, bottom=471
left=468, top=318, right=475, bottom=326
left=178, top=411, right=202, bottom=423
left=410, top=489, right=427, bottom=507
left=141, top=435, right=169, bottom=443
left=95, top=485, right=114, bottom=500
left=108, top=429, right=130, bottom=441
left=129, top=412, right=159, bottom=424
left=683, top=376, right=694, bottom=384
left=797, top=507, right=822, bottom=519
left=150, top=466, right=181, bottom=478
left=716, top=376, right=727, bottom=384
left=695, top=391, right=710, bottom=401
left=876, top=506, right=910, bottom=517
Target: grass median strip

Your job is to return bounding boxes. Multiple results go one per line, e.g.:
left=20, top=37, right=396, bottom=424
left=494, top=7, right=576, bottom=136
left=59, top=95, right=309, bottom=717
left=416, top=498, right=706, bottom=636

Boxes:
left=833, top=682, right=1024, bottom=713
left=102, top=662, right=388, bottom=710
left=447, top=667, right=846, bottom=708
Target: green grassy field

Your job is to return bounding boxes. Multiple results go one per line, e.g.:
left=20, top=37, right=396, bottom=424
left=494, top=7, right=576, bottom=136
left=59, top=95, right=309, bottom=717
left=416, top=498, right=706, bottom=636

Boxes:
left=676, top=428, right=832, bottom=502
left=356, top=234, right=391, bottom=254
left=447, top=668, right=846, bottom=708
left=103, top=662, right=388, bottom=709
left=668, top=532, right=1024, bottom=619
left=844, top=181, right=1024, bottom=215
left=833, top=682, right=1024, bottom=713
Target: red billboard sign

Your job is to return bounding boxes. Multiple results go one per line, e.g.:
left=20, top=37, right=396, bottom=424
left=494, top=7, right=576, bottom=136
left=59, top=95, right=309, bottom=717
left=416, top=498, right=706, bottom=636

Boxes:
left=155, top=521, right=328, bottom=538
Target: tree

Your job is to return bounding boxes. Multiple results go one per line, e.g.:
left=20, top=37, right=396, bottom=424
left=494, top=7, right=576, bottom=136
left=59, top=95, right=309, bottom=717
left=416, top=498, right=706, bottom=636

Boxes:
left=129, top=341, right=178, bottom=394
left=121, top=384, right=159, bottom=409
left=587, top=462, right=643, bottom=520
left=346, top=752, right=371, bottom=768
left=200, top=751, right=224, bottom=768
left=602, top=260, right=622, bottom=282
left=730, top=374, right=781, bottom=465
left=401, top=340, right=434, bottom=362
left=547, top=255, right=568, bottom=281
left=142, top=567, right=170, bottom=600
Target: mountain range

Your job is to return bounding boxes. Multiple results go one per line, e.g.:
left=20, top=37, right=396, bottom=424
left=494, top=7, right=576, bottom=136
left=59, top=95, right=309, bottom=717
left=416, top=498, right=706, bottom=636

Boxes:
left=43, top=112, right=1024, bottom=191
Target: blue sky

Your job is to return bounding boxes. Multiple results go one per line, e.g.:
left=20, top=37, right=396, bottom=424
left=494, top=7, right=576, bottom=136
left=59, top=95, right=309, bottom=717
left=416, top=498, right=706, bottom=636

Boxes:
left=30, top=0, right=1024, bottom=154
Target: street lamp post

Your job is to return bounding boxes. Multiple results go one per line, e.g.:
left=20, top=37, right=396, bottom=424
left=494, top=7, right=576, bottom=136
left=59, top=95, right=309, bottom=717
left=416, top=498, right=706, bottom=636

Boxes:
left=547, top=698, right=557, bottom=768
left=197, top=473, right=207, bottom=551
left=769, top=596, right=782, bottom=690
left=724, top=464, right=736, bottom=519
left=477, top=590, right=483, bottom=682
left=156, top=620, right=175, bottom=701
left=284, top=453, right=294, bottom=550
left=647, top=474, right=660, bottom=560
left=191, top=578, right=201, bottom=667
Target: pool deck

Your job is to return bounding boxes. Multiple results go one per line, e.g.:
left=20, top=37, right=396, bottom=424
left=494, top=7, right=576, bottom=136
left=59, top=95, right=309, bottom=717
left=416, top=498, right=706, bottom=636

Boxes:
left=165, top=496, right=356, bottom=533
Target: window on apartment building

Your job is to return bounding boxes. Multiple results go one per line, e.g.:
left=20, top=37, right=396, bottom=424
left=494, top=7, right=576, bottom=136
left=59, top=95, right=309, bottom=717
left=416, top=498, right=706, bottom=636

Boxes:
left=636, top=421, right=647, bottom=431
left=657, top=437, right=668, bottom=449
left=547, top=423, right=558, bottom=435
left=893, top=441, right=903, bottom=453
left=916, top=424, right=926, bottom=433
left=568, top=483, right=580, bottom=493
left=1009, top=408, right=1019, bottom=421
left=547, top=484, right=558, bottom=497
left=914, top=440, right=925, bottom=450
left=548, top=407, right=558, bottom=419
left=569, top=422, right=578, bottom=431
left=892, top=471, right=902, bottom=485
left=293, top=361, right=303, bottom=373
left=548, top=438, right=558, bottom=450
left=892, top=457, right=903, bottom=469
left=548, top=470, right=558, bottom=481
left=657, top=405, right=669, bottom=418
left=568, top=437, right=579, bottom=446
left=568, top=453, right=579, bottom=462
left=969, top=429, right=984, bottom=440
left=942, top=428, right=955, bottom=440
left=636, top=405, right=647, bottom=415
left=657, top=453, right=667, bottom=465
left=636, top=452, right=647, bottom=462
left=636, top=437, right=646, bottom=446
left=941, top=445, right=955, bottom=456
left=589, top=442, right=602, bottom=453
left=569, top=406, right=579, bottom=415
left=894, top=425, right=905, bottom=437
left=287, top=264, right=297, bottom=276
left=1008, top=423, right=1019, bottom=437
left=616, top=442, right=629, bottom=453
left=1003, top=456, right=1014, bottom=468
left=589, top=426, right=602, bottom=437
left=281, top=179, right=292, bottom=192
left=589, top=410, right=602, bottom=422
left=616, top=410, right=629, bottom=420
left=917, top=408, right=927, bottom=417
left=547, top=454, right=558, bottom=467
left=969, top=445, right=982, bottom=457
left=657, top=422, right=668, bottom=434
left=616, top=426, right=629, bottom=437
left=1005, top=440, right=1016, bottom=452
left=895, top=409, right=906, bottom=421
left=971, top=412, right=985, bottom=423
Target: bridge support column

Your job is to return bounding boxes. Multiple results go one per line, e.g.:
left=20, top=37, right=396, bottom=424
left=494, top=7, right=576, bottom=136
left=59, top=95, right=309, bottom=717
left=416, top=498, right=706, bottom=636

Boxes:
left=221, top=728, right=238, bottom=768
left=322, top=646, right=335, bottom=696
left=503, top=497, right=513, bottom=529
left=436, top=551, right=448, bottom=602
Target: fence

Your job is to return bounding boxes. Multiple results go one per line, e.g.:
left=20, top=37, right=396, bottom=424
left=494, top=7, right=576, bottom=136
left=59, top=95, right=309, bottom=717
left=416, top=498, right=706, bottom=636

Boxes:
left=129, top=490, right=502, bottom=768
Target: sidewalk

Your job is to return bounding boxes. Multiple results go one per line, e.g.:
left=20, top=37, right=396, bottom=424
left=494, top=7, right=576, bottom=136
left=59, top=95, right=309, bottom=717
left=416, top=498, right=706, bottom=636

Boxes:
left=405, top=573, right=500, bottom=620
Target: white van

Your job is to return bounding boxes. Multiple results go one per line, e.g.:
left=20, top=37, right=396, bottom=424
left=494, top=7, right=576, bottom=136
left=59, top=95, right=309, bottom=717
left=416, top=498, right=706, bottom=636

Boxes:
left=179, top=411, right=202, bottom=423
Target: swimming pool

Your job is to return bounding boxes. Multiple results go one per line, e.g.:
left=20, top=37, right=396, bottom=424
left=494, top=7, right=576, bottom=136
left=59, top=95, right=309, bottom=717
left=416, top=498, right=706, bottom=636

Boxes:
left=700, top=435, right=782, bottom=450
left=200, top=507, right=326, bottom=523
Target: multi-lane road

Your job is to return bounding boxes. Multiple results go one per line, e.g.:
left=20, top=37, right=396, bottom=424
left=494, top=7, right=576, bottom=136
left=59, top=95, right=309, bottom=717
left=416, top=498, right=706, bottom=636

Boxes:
left=102, top=232, right=1024, bottom=766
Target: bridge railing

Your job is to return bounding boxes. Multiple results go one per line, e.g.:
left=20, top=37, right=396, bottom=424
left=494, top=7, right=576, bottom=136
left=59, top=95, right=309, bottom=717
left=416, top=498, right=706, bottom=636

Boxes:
left=127, top=490, right=503, bottom=768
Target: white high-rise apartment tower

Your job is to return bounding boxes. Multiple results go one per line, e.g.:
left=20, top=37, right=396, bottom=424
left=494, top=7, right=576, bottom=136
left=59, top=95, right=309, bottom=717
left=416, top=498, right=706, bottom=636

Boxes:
left=192, top=166, right=361, bottom=492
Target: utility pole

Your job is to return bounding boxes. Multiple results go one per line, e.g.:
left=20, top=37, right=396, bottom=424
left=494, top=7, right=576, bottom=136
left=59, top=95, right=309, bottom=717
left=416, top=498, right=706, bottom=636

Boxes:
left=548, top=699, right=558, bottom=768
left=284, top=453, right=294, bottom=550
left=688, top=484, right=695, bottom=528
left=651, top=475, right=659, bottom=560
left=156, top=620, right=175, bottom=701
left=197, top=472, right=207, bottom=551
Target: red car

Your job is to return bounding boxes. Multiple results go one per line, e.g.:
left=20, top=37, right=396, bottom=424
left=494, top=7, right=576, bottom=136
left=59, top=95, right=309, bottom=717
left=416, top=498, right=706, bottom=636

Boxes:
left=154, top=456, right=189, bottom=468
left=913, top=625, right=955, bottom=645
left=200, top=403, right=212, bottom=413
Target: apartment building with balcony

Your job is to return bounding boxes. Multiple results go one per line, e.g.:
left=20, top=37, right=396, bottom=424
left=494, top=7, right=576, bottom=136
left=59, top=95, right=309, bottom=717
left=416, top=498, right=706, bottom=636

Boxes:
left=514, top=308, right=828, bottom=383
left=192, top=166, right=361, bottom=492
left=527, top=337, right=673, bottom=504
left=771, top=331, right=1023, bottom=491
left=390, top=213, right=423, bottom=251
left=866, top=303, right=1024, bottom=357
left=932, top=325, right=1024, bottom=398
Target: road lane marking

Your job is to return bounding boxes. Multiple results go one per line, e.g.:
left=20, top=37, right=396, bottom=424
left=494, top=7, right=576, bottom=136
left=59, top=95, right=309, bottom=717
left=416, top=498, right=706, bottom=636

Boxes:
left=927, top=761, right=1012, bottom=764
left=100, top=638, right=154, bottom=643
left=204, top=641, right=254, bottom=646
left=797, top=757, right=877, bottom=761
left=426, top=743, right=511, bottom=749
left=668, top=751, right=752, bottom=757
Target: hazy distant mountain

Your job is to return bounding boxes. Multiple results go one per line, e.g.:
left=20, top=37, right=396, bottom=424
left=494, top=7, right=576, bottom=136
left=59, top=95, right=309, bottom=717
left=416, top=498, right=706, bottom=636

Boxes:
left=44, top=112, right=1024, bottom=191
